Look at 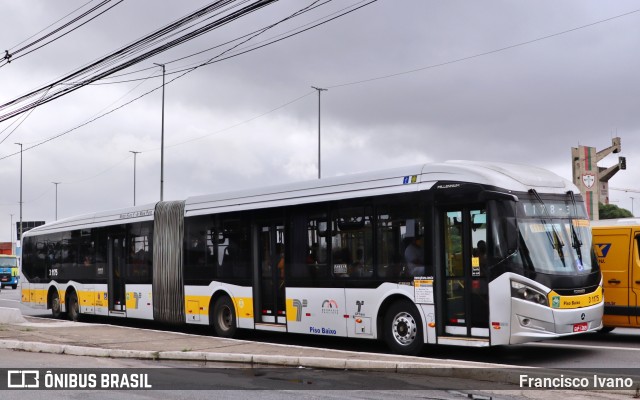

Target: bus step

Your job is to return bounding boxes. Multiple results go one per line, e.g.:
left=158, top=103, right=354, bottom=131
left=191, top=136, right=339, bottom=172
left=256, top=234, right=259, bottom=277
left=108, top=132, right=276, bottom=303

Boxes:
left=255, top=323, right=287, bottom=332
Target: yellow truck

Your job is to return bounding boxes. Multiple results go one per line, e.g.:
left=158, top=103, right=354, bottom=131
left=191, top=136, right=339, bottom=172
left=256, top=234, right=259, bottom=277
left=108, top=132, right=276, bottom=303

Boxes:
left=591, top=218, right=640, bottom=332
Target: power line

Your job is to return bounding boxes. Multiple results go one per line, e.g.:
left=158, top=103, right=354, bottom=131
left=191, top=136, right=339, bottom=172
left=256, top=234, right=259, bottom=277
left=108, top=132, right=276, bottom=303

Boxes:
left=326, top=8, right=640, bottom=89
left=1, top=0, right=124, bottom=68
left=0, top=0, right=353, bottom=160
left=0, top=0, right=277, bottom=122
left=611, top=187, right=640, bottom=194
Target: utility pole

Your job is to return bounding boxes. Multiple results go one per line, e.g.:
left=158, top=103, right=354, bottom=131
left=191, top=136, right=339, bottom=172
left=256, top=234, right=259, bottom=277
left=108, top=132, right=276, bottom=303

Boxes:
left=14, top=143, right=22, bottom=243
left=154, top=63, right=166, bottom=201
left=52, top=182, right=60, bottom=220
left=311, top=86, right=327, bottom=179
left=631, top=197, right=635, bottom=217
left=130, top=151, right=141, bottom=206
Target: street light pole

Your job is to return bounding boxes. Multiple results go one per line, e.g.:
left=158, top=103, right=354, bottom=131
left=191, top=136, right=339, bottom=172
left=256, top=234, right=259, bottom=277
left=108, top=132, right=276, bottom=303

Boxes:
left=311, top=86, right=327, bottom=179
left=52, top=182, right=60, bottom=220
left=631, top=197, right=635, bottom=217
left=130, top=151, right=141, bottom=206
left=14, top=143, right=22, bottom=243
left=154, top=63, right=166, bottom=201
left=9, top=213, right=13, bottom=244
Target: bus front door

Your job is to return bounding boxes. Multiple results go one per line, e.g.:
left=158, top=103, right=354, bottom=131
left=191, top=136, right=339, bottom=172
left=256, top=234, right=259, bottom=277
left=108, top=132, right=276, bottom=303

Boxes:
left=256, top=222, right=286, bottom=325
left=441, top=208, right=489, bottom=339
left=107, top=235, right=127, bottom=313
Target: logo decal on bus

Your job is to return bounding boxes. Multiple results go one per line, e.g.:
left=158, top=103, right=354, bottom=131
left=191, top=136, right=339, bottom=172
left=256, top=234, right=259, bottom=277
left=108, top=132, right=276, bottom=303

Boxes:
left=321, top=299, right=339, bottom=314
left=552, top=296, right=560, bottom=309
left=402, top=175, right=418, bottom=185
left=594, top=243, right=611, bottom=258
left=292, top=299, right=307, bottom=321
left=355, top=300, right=365, bottom=316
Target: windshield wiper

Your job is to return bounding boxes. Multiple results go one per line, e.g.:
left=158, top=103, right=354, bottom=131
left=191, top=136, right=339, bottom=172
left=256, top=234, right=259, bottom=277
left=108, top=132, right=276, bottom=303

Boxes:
left=529, top=189, right=566, bottom=266
left=567, top=190, right=584, bottom=264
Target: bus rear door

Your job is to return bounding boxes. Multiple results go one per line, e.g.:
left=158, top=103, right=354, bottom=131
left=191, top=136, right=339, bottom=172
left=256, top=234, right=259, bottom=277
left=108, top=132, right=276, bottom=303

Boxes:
left=107, top=234, right=127, bottom=314
left=255, top=221, right=286, bottom=326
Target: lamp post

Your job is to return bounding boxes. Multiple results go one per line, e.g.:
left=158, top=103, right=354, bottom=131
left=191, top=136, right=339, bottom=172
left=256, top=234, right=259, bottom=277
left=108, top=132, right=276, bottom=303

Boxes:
left=631, top=197, right=635, bottom=217
left=14, top=143, right=22, bottom=243
left=52, top=182, right=60, bottom=220
left=9, top=213, right=13, bottom=244
left=130, top=151, right=141, bottom=206
left=154, top=63, right=166, bottom=201
left=311, top=86, right=327, bottom=179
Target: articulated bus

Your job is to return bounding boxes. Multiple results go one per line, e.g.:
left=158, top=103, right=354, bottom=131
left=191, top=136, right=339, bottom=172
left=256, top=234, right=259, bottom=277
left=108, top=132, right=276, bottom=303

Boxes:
left=20, top=161, right=603, bottom=355
left=0, top=254, right=20, bottom=289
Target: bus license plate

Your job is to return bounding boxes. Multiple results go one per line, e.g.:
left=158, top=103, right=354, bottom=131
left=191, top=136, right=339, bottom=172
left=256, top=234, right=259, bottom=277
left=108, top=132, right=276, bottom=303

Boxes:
left=573, top=322, right=588, bottom=332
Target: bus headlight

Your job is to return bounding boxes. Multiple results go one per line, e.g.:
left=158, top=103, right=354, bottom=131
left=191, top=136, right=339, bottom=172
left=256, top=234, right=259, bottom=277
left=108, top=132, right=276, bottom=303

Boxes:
left=511, top=281, right=548, bottom=306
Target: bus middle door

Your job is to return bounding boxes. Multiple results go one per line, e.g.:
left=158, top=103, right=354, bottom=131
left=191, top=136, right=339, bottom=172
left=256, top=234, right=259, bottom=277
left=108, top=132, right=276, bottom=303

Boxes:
left=441, top=207, right=489, bottom=339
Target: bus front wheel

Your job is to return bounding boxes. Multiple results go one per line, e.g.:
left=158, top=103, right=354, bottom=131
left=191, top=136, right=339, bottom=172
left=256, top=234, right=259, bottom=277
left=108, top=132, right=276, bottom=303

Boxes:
left=50, top=290, right=61, bottom=319
left=211, top=296, right=237, bottom=338
left=384, top=300, right=424, bottom=356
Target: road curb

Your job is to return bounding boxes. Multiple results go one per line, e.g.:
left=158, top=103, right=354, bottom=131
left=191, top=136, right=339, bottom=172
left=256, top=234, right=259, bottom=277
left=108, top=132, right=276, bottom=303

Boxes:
left=0, top=338, right=638, bottom=397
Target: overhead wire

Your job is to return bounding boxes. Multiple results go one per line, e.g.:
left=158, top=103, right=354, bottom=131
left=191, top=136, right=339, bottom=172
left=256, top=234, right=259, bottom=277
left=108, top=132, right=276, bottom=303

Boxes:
left=2, top=2, right=637, bottom=165
left=5, top=0, right=96, bottom=50
left=1, top=0, right=123, bottom=68
left=0, top=0, right=339, bottom=159
left=0, top=0, right=277, bottom=123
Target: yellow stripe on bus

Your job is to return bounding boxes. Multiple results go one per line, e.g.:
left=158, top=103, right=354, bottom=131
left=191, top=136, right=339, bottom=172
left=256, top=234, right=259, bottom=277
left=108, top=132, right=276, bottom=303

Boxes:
left=182, top=295, right=254, bottom=319
left=548, top=286, right=603, bottom=309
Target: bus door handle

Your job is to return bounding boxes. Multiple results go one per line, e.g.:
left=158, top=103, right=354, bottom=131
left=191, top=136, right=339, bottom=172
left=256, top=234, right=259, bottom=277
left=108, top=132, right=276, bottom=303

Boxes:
left=608, top=279, right=621, bottom=284
left=635, top=280, right=640, bottom=285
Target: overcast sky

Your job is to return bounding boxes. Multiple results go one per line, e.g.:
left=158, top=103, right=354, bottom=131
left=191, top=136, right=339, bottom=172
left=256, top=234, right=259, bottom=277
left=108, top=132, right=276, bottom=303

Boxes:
left=1, top=0, right=639, bottom=243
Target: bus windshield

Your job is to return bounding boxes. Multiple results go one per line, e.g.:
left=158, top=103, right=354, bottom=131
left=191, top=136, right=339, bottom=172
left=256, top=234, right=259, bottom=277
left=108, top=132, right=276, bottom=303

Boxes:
left=518, top=219, right=594, bottom=275
left=0, top=257, right=18, bottom=268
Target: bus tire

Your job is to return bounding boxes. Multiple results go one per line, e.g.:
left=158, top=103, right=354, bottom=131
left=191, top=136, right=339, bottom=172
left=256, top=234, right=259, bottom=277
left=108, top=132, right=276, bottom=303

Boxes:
left=384, top=299, right=424, bottom=356
left=211, top=296, right=237, bottom=338
left=50, top=290, right=62, bottom=319
left=67, top=291, right=80, bottom=322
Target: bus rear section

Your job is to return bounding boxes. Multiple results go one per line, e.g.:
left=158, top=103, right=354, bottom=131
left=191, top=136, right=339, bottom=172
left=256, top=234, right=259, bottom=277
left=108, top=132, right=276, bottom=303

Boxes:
left=591, top=219, right=640, bottom=331
left=0, top=254, right=19, bottom=289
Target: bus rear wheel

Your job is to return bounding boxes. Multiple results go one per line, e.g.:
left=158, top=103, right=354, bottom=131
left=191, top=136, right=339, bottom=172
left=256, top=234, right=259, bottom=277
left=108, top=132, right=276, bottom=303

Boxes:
left=211, top=296, right=237, bottom=338
left=50, top=290, right=62, bottom=319
left=67, top=291, right=80, bottom=322
left=384, top=300, right=424, bottom=356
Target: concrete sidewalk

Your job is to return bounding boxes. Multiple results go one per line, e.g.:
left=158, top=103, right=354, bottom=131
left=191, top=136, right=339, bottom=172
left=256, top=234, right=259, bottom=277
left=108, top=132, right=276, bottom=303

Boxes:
left=0, top=307, right=492, bottom=371
left=0, top=307, right=635, bottom=398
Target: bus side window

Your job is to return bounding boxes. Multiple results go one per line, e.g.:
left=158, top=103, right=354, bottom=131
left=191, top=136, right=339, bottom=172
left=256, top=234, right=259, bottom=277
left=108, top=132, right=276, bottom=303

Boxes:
left=377, top=201, right=424, bottom=279
left=331, top=206, right=372, bottom=279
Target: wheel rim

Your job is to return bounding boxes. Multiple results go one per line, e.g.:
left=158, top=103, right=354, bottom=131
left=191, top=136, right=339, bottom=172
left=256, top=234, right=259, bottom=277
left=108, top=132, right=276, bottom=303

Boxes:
left=391, top=311, right=417, bottom=346
left=218, top=304, right=232, bottom=332
left=69, top=294, right=78, bottom=319
left=52, top=294, right=60, bottom=314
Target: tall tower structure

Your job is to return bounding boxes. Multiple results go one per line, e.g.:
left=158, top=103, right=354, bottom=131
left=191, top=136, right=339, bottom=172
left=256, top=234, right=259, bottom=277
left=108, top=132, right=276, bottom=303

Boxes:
left=571, top=137, right=625, bottom=220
